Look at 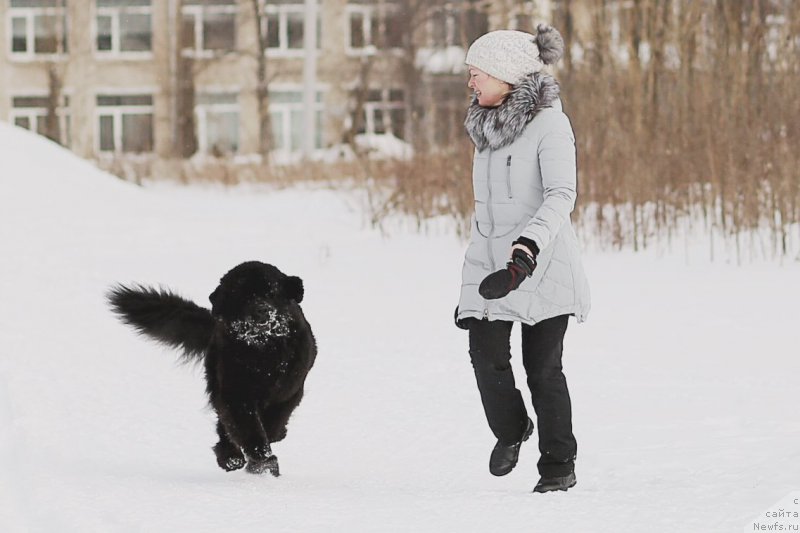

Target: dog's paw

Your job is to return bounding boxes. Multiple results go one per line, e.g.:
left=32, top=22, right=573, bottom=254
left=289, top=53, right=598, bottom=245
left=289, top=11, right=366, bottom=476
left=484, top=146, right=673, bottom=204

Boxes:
left=268, top=428, right=288, bottom=443
left=213, top=442, right=246, bottom=472
left=220, top=456, right=246, bottom=472
left=246, top=455, right=280, bottom=477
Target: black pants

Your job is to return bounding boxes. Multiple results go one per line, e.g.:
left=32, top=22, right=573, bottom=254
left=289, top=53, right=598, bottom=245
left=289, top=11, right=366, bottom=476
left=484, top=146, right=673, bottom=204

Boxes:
left=468, top=315, right=576, bottom=477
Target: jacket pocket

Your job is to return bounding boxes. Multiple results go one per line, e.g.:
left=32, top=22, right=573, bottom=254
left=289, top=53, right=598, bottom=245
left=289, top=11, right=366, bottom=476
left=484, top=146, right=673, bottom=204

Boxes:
left=475, top=219, right=489, bottom=239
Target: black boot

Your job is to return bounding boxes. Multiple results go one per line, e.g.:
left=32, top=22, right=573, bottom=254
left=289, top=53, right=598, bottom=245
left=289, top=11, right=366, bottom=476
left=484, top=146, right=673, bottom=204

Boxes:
left=489, top=418, right=534, bottom=476
left=533, top=471, right=576, bottom=493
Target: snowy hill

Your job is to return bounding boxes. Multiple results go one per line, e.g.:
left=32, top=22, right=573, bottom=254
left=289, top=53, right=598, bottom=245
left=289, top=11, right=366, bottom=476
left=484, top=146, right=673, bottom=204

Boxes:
left=1, top=122, right=799, bottom=532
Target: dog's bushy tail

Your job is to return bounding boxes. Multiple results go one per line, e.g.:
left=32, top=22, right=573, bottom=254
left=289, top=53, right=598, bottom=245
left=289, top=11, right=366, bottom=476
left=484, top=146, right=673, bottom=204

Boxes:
left=107, top=284, right=215, bottom=362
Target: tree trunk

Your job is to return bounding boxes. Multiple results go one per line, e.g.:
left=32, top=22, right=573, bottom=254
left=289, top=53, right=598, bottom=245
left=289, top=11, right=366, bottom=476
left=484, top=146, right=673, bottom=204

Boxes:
left=251, top=0, right=273, bottom=160
left=44, top=64, right=63, bottom=144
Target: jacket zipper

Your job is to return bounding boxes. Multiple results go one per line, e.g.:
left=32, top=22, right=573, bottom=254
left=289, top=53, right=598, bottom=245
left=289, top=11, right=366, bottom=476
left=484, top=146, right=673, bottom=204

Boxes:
left=506, top=155, right=513, bottom=198
left=484, top=151, right=495, bottom=319
left=486, top=150, right=496, bottom=272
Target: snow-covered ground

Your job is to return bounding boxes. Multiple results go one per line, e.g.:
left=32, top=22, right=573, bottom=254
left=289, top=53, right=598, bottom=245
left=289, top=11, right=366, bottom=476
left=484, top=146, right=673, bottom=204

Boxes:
left=1, top=122, right=798, bottom=532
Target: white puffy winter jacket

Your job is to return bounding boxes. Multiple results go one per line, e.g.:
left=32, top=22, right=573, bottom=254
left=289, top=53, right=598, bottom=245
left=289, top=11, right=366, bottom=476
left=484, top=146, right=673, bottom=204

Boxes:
left=457, top=80, right=591, bottom=325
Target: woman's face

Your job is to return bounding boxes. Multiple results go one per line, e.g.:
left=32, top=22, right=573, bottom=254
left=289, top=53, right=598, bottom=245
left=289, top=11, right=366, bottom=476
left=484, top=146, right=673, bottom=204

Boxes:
left=467, top=67, right=511, bottom=107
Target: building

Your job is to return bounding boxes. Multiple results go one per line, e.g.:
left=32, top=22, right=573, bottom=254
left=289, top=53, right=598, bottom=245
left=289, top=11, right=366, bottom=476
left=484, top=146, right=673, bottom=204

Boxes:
left=0, top=0, right=553, bottom=160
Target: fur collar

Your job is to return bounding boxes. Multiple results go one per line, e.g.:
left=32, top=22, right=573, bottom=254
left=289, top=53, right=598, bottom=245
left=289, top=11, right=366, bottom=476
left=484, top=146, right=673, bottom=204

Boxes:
left=464, top=72, right=560, bottom=152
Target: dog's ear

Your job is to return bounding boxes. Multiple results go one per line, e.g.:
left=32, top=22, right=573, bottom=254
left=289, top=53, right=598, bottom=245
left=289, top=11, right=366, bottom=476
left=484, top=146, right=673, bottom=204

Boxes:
left=209, top=286, right=221, bottom=307
left=283, top=276, right=304, bottom=303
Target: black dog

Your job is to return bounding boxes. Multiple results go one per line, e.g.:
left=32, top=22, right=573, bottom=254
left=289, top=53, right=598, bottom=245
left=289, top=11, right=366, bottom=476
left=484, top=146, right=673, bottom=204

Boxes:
left=107, top=261, right=316, bottom=476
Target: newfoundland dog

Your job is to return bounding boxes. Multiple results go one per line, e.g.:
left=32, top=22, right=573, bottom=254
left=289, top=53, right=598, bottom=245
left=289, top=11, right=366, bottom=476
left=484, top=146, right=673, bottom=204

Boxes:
left=107, top=261, right=316, bottom=476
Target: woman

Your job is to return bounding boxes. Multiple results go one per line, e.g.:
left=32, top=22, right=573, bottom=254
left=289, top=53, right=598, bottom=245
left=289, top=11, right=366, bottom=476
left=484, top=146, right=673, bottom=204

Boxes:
left=455, top=26, right=590, bottom=493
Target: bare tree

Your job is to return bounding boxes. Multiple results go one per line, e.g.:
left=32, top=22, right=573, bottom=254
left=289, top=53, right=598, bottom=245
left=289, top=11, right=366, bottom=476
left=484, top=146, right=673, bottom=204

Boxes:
left=44, top=63, right=64, bottom=143
left=249, top=0, right=273, bottom=159
left=41, top=0, right=68, bottom=145
left=343, top=55, right=376, bottom=150
left=172, top=0, right=198, bottom=158
left=167, top=0, right=273, bottom=159
left=394, top=0, right=426, bottom=150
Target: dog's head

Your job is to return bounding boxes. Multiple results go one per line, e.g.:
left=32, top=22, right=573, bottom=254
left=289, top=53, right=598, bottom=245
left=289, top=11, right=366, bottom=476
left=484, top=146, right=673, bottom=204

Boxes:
left=208, top=261, right=304, bottom=318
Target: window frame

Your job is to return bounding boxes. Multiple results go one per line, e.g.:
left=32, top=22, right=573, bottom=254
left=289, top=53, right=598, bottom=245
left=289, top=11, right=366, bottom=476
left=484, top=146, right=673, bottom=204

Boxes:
left=94, top=1, right=154, bottom=59
left=94, top=90, right=155, bottom=154
left=7, top=3, right=69, bottom=61
left=356, top=87, right=406, bottom=139
left=267, top=85, right=325, bottom=154
left=194, top=91, right=241, bottom=155
left=181, top=2, right=238, bottom=57
left=345, top=2, right=403, bottom=56
left=426, top=5, right=461, bottom=48
left=261, top=2, right=319, bottom=58
left=9, top=92, right=71, bottom=144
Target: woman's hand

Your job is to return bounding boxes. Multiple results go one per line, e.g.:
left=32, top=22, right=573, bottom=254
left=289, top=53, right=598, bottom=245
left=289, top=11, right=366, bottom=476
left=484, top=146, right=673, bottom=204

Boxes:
left=478, top=240, right=539, bottom=300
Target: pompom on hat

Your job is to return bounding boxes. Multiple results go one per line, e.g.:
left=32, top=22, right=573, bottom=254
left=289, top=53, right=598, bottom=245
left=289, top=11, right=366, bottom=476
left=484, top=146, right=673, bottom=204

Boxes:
left=465, top=24, right=565, bottom=85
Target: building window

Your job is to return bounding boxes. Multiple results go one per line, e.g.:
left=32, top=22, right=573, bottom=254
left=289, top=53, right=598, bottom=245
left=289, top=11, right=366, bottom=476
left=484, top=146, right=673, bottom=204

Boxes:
left=268, top=90, right=323, bottom=153
left=11, top=94, right=71, bottom=145
left=96, top=94, right=154, bottom=153
left=8, top=0, right=68, bottom=58
left=95, top=0, right=152, bottom=55
left=262, top=1, right=319, bottom=56
left=346, top=2, right=403, bottom=54
left=356, top=88, right=405, bottom=139
left=195, top=93, right=239, bottom=155
left=429, top=6, right=462, bottom=48
left=181, top=0, right=237, bottom=55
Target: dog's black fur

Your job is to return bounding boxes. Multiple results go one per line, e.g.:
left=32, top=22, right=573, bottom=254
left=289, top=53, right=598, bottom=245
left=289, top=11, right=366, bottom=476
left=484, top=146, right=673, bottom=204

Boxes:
left=107, top=261, right=316, bottom=476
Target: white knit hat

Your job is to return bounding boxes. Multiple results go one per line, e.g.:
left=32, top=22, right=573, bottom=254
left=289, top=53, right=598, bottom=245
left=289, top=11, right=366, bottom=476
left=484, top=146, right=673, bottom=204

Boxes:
left=465, top=25, right=565, bottom=85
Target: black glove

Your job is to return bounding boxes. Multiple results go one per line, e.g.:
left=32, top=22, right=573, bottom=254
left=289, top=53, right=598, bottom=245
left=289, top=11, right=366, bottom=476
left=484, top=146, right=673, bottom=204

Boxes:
left=454, top=306, right=470, bottom=330
left=478, top=239, right=539, bottom=300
